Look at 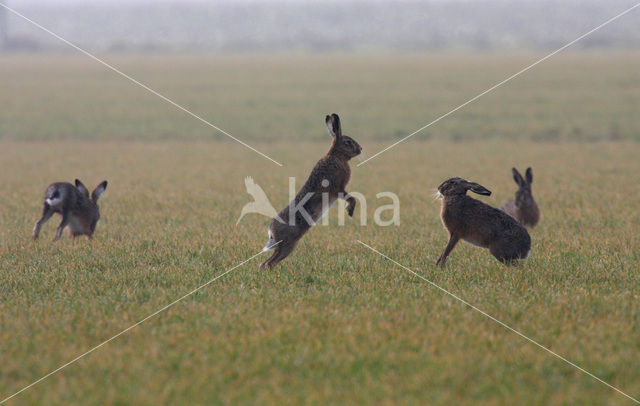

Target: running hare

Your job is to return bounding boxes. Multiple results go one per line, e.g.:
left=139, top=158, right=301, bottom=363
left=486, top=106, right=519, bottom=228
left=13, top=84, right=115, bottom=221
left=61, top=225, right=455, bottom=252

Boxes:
left=436, top=177, right=530, bottom=266
left=33, top=179, right=108, bottom=241
left=500, top=167, right=539, bottom=227
left=259, top=114, right=362, bottom=270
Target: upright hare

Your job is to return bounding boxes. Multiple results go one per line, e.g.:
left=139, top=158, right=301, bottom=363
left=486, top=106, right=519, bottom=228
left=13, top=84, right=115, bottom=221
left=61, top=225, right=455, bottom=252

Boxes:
left=500, top=167, right=539, bottom=227
left=260, top=114, right=362, bottom=270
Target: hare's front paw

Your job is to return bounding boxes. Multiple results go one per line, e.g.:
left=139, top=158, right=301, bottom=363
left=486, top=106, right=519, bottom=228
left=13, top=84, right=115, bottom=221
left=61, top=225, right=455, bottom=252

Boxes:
left=347, top=205, right=355, bottom=217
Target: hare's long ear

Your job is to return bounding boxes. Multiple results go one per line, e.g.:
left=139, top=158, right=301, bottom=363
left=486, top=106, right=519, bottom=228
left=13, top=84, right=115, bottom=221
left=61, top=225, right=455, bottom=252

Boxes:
left=525, top=167, right=533, bottom=184
left=75, top=179, right=90, bottom=198
left=467, top=182, right=491, bottom=196
left=325, top=113, right=342, bottom=139
left=512, top=168, right=525, bottom=187
left=91, top=181, right=108, bottom=202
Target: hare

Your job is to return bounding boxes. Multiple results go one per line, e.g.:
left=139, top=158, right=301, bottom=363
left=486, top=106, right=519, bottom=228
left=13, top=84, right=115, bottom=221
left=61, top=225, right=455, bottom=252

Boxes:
left=500, top=167, right=539, bottom=227
left=33, top=179, right=108, bottom=241
left=259, top=113, right=362, bottom=270
left=435, top=177, right=530, bottom=266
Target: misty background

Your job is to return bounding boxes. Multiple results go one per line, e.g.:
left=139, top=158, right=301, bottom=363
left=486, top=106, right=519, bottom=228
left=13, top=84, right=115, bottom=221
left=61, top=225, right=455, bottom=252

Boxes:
left=1, top=0, right=640, bottom=53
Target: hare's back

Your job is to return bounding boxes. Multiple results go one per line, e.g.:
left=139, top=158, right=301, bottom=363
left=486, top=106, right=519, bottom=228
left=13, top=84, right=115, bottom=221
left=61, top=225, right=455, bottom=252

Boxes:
left=309, top=156, right=350, bottom=187
left=462, top=199, right=524, bottom=236
left=45, top=182, right=79, bottom=211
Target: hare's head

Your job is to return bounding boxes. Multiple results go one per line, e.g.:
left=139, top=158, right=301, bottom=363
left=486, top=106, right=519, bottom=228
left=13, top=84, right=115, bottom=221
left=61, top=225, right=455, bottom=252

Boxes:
left=326, top=113, right=362, bottom=159
left=75, top=179, right=108, bottom=206
left=437, top=177, right=492, bottom=197
left=512, top=167, right=534, bottom=208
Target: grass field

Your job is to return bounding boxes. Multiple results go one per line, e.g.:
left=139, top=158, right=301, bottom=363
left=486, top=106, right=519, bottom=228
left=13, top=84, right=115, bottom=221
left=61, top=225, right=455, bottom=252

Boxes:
left=1, top=52, right=640, bottom=143
left=1, top=53, right=640, bottom=405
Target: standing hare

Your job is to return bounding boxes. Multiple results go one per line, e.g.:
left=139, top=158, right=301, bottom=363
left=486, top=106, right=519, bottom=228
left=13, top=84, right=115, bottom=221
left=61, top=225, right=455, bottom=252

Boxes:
left=500, top=167, right=539, bottom=227
left=259, top=114, right=362, bottom=270
left=436, top=177, right=531, bottom=266
left=33, top=179, right=108, bottom=241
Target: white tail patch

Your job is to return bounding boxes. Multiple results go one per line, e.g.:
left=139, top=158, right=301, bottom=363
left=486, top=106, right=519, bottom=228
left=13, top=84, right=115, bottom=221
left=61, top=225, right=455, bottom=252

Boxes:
left=262, top=229, right=276, bottom=252
left=45, top=196, right=63, bottom=208
left=524, top=249, right=531, bottom=259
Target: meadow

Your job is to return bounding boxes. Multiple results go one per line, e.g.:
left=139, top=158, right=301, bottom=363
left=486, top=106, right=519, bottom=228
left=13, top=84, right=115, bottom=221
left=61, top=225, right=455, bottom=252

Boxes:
left=1, top=52, right=639, bottom=405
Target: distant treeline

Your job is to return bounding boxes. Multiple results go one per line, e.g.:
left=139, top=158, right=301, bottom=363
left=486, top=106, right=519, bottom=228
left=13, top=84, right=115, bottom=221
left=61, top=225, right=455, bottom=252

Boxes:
left=2, top=0, right=640, bottom=52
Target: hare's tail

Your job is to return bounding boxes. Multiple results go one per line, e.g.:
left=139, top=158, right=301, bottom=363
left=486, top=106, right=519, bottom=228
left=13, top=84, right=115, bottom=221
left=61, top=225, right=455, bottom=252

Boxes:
left=262, top=229, right=277, bottom=252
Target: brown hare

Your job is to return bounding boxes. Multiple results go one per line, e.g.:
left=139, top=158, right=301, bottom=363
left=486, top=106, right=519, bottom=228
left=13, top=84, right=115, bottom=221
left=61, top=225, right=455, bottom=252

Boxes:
left=259, top=113, right=362, bottom=270
left=500, top=167, right=539, bottom=227
left=33, top=179, right=108, bottom=241
left=435, top=177, right=530, bottom=266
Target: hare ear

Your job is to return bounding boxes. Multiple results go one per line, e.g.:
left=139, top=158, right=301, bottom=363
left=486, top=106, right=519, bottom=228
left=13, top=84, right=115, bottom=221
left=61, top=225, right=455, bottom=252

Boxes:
left=467, top=182, right=491, bottom=196
left=512, top=168, right=524, bottom=186
left=92, top=180, right=108, bottom=202
left=525, top=167, right=533, bottom=184
left=75, top=179, right=89, bottom=197
left=325, top=113, right=342, bottom=139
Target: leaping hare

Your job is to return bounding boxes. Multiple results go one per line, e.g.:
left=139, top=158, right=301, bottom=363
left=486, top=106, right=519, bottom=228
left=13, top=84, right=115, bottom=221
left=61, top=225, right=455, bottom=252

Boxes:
left=500, top=167, right=539, bottom=227
left=33, top=179, right=108, bottom=241
left=435, top=177, right=530, bottom=266
left=259, top=113, right=362, bottom=270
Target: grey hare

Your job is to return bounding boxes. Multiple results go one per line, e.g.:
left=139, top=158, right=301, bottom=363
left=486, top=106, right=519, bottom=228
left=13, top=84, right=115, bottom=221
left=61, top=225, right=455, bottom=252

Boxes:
left=33, top=179, right=108, bottom=241
left=500, top=167, right=539, bottom=227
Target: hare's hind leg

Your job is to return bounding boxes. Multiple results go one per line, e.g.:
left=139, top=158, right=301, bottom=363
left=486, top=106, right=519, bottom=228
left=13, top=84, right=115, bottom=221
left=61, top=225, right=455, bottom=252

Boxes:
left=259, top=240, right=298, bottom=270
left=53, top=210, right=71, bottom=241
left=33, top=203, right=54, bottom=240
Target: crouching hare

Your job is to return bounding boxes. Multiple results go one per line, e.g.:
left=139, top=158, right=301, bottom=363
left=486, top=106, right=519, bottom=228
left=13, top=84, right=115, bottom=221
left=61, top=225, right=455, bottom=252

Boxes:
left=259, top=113, right=362, bottom=270
left=500, top=167, right=539, bottom=227
left=33, top=179, right=108, bottom=241
left=435, top=177, right=530, bottom=266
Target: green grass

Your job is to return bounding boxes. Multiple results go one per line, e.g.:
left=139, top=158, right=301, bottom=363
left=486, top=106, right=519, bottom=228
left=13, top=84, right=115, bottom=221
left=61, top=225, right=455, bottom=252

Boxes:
left=1, top=52, right=640, bottom=142
left=0, top=53, right=640, bottom=405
